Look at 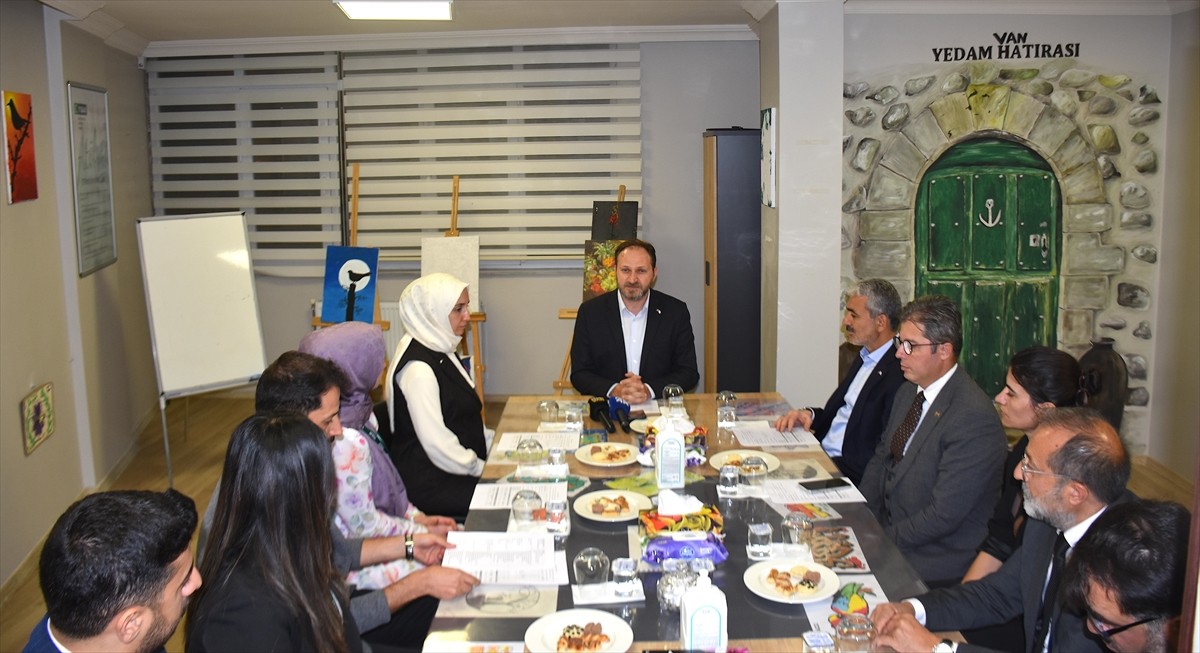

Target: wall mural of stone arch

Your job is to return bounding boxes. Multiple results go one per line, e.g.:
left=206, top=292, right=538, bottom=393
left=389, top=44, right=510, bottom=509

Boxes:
left=842, top=60, right=1162, bottom=450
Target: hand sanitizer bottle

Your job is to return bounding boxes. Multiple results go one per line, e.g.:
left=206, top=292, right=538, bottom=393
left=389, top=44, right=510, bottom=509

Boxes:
left=679, top=562, right=727, bottom=652
left=655, top=419, right=686, bottom=490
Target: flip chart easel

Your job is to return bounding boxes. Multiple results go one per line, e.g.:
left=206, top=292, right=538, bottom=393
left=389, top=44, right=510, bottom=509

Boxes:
left=555, top=185, right=626, bottom=394
left=421, top=176, right=488, bottom=419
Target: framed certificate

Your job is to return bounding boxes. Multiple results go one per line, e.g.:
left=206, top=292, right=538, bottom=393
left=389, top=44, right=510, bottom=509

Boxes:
left=67, top=82, right=117, bottom=276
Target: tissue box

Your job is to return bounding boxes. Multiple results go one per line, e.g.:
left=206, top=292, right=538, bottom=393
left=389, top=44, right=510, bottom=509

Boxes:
left=637, top=504, right=723, bottom=539
left=643, top=532, right=729, bottom=565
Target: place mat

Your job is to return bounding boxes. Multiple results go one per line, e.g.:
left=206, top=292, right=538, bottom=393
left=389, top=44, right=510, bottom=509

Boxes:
left=770, top=502, right=842, bottom=521
left=434, top=584, right=559, bottom=619
left=497, top=472, right=590, bottom=497
left=810, top=526, right=870, bottom=573
left=802, top=573, right=890, bottom=632
left=604, top=470, right=705, bottom=496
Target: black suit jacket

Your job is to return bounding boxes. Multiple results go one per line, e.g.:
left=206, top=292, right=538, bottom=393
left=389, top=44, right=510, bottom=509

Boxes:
left=918, top=496, right=1134, bottom=653
left=570, top=289, right=699, bottom=397
left=810, top=345, right=905, bottom=484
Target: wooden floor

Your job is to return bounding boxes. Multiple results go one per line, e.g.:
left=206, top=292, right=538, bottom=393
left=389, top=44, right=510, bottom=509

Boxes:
left=0, top=393, right=506, bottom=653
left=0, top=394, right=1191, bottom=651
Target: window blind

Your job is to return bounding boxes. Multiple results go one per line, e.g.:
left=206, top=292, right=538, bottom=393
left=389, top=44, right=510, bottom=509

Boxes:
left=146, top=53, right=342, bottom=276
left=341, top=43, right=642, bottom=261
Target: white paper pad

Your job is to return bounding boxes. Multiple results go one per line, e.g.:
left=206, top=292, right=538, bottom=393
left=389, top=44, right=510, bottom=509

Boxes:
left=493, top=432, right=581, bottom=453
left=630, top=400, right=660, bottom=415
left=762, top=479, right=868, bottom=504
left=570, top=581, right=646, bottom=605
left=443, top=532, right=569, bottom=585
left=734, top=426, right=822, bottom=449
left=469, top=482, right=568, bottom=510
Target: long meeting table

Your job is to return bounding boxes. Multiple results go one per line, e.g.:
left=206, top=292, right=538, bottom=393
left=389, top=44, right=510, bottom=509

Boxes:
left=423, top=393, right=938, bottom=652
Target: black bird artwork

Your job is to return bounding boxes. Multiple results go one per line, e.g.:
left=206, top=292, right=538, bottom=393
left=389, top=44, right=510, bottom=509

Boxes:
left=344, top=268, right=371, bottom=321
left=7, top=99, right=29, bottom=131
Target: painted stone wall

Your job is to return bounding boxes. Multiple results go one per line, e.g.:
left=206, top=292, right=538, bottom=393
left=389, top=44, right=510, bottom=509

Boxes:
left=841, top=59, right=1163, bottom=451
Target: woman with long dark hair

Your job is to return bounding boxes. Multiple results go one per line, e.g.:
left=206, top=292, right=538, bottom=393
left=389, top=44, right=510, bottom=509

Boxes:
left=187, top=414, right=362, bottom=653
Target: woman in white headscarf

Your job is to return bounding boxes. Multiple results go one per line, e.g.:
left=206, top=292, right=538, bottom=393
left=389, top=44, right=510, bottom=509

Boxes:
left=385, top=273, right=486, bottom=520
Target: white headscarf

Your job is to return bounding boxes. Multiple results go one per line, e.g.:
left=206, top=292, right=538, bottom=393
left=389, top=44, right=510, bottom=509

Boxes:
left=385, top=273, right=472, bottom=415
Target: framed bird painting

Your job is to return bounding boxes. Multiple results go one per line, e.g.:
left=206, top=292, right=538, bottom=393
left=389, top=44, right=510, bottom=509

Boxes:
left=321, top=245, right=379, bottom=324
left=3, top=90, right=38, bottom=204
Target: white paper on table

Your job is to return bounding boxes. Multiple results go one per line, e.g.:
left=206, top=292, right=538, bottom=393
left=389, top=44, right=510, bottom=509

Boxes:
left=493, top=431, right=581, bottom=453
left=443, top=532, right=569, bottom=585
left=630, top=399, right=660, bottom=415
left=433, top=584, right=559, bottom=619
left=733, top=425, right=822, bottom=449
left=469, top=482, right=568, bottom=510
left=761, top=479, right=868, bottom=504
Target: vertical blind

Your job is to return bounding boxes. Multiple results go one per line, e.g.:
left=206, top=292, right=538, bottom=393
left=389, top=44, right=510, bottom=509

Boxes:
left=146, top=43, right=642, bottom=275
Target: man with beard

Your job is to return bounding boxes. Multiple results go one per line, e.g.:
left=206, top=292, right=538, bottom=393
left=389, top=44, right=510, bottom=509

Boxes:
left=570, top=238, right=699, bottom=402
left=1062, top=499, right=1190, bottom=653
left=869, top=407, right=1131, bottom=653
left=773, top=279, right=905, bottom=484
left=24, top=489, right=202, bottom=653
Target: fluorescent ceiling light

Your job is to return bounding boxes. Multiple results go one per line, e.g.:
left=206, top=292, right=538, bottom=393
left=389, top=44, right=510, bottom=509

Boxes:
left=335, top=1, right=453, bottom=21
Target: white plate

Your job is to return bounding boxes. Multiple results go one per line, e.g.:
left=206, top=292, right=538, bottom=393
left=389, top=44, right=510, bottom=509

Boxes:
left=630, top=418, right=649, bottom=434
left=574, top=442, right=639, bottom=467
left=743, top=559, right=839, bottom=604
left=709, top=449, right=781, bottom=472
left=524, top=608, right=634, bottom=653
left=573, top=490, right=653, bottom=523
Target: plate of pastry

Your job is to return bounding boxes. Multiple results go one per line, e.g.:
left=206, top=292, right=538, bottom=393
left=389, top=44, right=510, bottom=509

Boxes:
left=573, top=490, right=653, bottom=523
left=574, top=442, right=639, bottom=467
left=743, top=559, right=839, bottom=604
left=524, top=608, right=633, bottom=653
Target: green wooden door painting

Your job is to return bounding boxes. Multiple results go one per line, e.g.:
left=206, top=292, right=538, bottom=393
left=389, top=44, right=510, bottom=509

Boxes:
left=915, top=139, right=1060, bottom=396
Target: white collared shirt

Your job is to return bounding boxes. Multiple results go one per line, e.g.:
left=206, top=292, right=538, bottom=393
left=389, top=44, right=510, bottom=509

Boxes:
left=823, top=339, right=894, bottom=457
left=619, top=294, right=649, bottom=376
left=902, top=363, right=958, bottom=455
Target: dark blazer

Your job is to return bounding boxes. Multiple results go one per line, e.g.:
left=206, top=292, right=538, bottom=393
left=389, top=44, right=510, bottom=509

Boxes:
left=187, top=561, right=364, bottom=653
left=919, top=503, right=1131, bottom=653
left=859, top=366, right=1007, bottom=583
left=810, top=345, right=905, bottom=485
left=570, top=289, right=699, bottom=397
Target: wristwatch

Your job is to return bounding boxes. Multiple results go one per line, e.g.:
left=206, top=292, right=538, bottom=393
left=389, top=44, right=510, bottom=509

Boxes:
left=932, top=639, right=957, bottom=653
left=404, top=535, right=415, bottom=561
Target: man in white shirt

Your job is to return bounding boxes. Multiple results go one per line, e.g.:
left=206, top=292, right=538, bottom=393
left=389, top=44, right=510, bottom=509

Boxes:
left=774, top=279, right=906, bottom=484
left=870, top=407, right=1131, bottom=653
left=570, top=239, right=699, bottom=402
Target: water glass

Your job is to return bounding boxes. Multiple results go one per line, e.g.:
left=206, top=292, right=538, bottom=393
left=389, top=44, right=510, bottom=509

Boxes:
left=514, top=437, right=546, bottom=466
left=662, top=384, right=685, bottom=417
left=545, top=499, right=568, bottom=534
left=782, top=511, right=815, bottom=547
left=536, top=399, right=559, bottom=424
left=747, top=521, right=773, bottom=560
left=836, top=613, right=876, bottom=652
left=573, top=547, right=610, bottom=599
left=716, top=390, right=737, bottom=429
left=511, top=489, right=543, bottom=527
left=547, top=447, right=566, bottom=466
left=717, top=464, right=740, bottom=497
left=611, top=557, right=639, bottom=598
left=563, top=405, right=584, bottom=431
left=657, top=558, right=697, bottom=611
left=740, top=456, right=768, bottom=494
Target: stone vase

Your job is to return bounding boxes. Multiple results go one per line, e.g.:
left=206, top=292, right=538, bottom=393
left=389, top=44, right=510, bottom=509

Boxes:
left=1080, top=338, right=1128, bottom=430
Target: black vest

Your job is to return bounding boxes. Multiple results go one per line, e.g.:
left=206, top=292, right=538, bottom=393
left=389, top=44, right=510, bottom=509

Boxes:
left=389, top=340, right=486, bottom=520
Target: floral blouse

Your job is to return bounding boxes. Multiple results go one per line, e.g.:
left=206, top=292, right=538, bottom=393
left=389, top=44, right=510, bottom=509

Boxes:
left=333, top=414, right=427, bottom=590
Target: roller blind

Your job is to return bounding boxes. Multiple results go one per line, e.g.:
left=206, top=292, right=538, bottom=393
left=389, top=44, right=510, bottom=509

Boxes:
left=146, top=53, right=342, bottom=277
left=342, top=43, right=642, bottom=261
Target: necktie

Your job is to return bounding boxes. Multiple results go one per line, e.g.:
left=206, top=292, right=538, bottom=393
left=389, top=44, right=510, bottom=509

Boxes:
left=889, top=391, right=925, bottom=460
left=1032, top=533, right=1070, bottom=652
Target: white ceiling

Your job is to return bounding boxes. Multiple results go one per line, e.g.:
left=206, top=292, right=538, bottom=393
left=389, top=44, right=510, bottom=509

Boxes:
left=39, top=0, right=1199, bottom=57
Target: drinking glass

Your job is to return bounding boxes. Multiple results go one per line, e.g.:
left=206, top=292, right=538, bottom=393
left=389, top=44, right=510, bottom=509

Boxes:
left=747, top=521, right=773, bottom=560
left=717, top=464, right=740, bottom=497
left=740, top=455, right=768, bottom=495
left=835, top=613, right=876, bottom=652
left=536, top=399, right=559, bottom=424
left=716, top=390, right=737, bottom=429
left=563, top=405, right=584, bottom=431
left=545, top=499, right=568, bottom=535
left=573, top=547, right=610, bottom=599
left=656, top=558, right=697, bottom=611
left=611, top=557, right=639, bottom=598
left=662, top=384, right=685, bottom=417
left=514, top=437, right=546, bottom=466
left=511, top=489, right=543, bottom=527
left=782, top=511, right=815, bottom=547
left=546, top=447, right=566, bottom=466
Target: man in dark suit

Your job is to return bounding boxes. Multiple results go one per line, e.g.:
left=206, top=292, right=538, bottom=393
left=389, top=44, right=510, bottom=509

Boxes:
left=774, top=279, right=905, bottom=484
left=859, top=295, right=1007, bottom=584
left=870, top=407, right=1132, bottom=653
left=24, top=490, right=201, bottom=653
left=570, top=238, right=699, bottom=402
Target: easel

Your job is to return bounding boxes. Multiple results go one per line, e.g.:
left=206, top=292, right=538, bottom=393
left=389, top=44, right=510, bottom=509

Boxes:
left=442, top=176, right=489, bottom=419
left=312, top=163, right=390, bottom=331
left=553, top=185, right=626, bottom=395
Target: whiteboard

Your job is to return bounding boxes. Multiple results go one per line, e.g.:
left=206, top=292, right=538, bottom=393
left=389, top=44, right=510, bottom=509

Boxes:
left=137, top=212, right=266, bottom=398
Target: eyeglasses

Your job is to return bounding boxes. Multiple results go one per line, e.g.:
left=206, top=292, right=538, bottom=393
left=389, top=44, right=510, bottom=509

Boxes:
left=1087, top=611, right=1159, bottom=643
left=1018, top=455, right=1071, bottom=480
left=893, top=335, right=942, bottom=355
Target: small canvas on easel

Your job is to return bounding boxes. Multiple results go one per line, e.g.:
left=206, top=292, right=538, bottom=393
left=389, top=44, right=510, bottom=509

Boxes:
left=321, top=245, right=379, bottom=323
left=582, top=240, right=624, bottom=302
left=591, top=201, right=637, bottom=240
left=422, top=235, right=481, bottom=312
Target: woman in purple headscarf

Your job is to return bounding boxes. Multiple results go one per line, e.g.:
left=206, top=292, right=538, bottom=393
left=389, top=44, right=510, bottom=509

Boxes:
left=299, top=321, right=458, bottom=590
